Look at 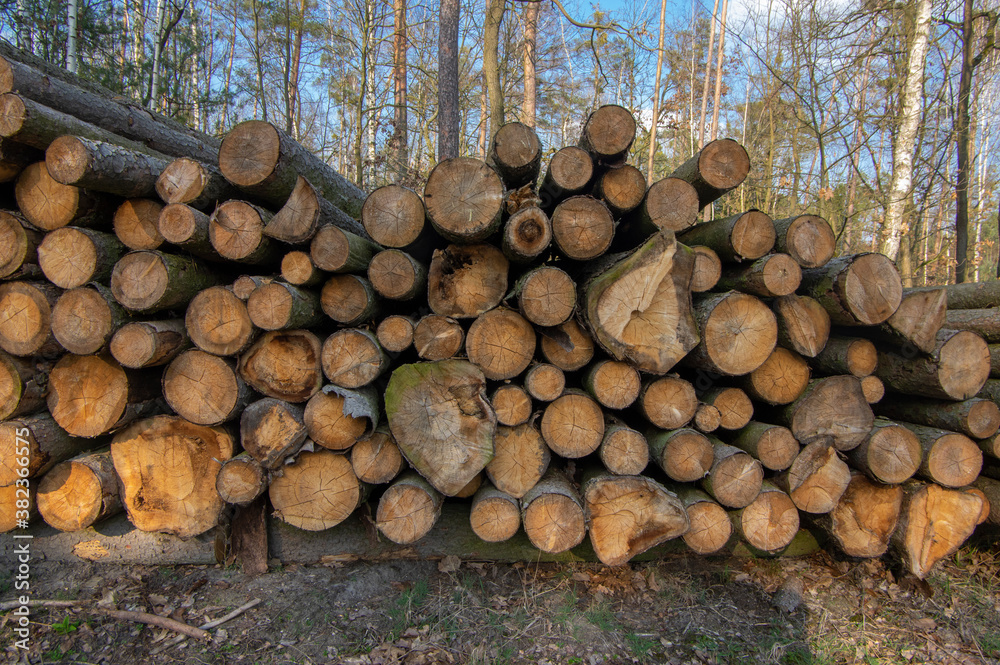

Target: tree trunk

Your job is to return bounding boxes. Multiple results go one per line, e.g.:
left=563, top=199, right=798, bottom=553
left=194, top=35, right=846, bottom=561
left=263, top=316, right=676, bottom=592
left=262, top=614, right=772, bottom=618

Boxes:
left=110, top=250, right=220, bottom=312
left=109, top=319, right=188, bottom=369
left=423, top=158, right=504, bottom=243
left=38, top=226, right=124, bottom=289
left=583, top=472, right=688, bottom=566
left=876, top=397, right=1000, bottom=440
left=876, top=329, right=990, bottom=400
left=645, top=0, right=668, bottom=184
left=846, top=419, right=921, bottom=485
left=437, top=0, right=459, bottom=160
left=944, top=308, right=1000, bottom=342
left=684, top=291, right=776, bottom=376
left=583, top=231, right=698, bottom=374
left=50, top=284, right=130, bottom=355
left=676, top=210, right=775, bottom=262
left=155, top=157, right=239, bottom=210
left=239, top=330, right=322, bottom=402
left=218, top=120, right=364, bottom=217
left=45, top=135, right=169, bottom=198
left=799, top=253, right=903, bottom=326
left=310, top=224, right=381, bottom=273
left=111, top=415, right=234, bottom=537
left=770, top=215, right=836, bottom=268
left=270, top=449, right=363, bottom=531
left=209, top=201, right=278, bottom=265
left=391, top=0, right=408, bottom=181
left=593, top=165, right=647, bottom=218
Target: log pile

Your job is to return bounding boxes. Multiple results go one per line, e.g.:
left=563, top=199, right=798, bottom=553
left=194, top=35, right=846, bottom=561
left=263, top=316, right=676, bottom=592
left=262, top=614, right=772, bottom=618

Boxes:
left=1, top=50, right=998, bottom=579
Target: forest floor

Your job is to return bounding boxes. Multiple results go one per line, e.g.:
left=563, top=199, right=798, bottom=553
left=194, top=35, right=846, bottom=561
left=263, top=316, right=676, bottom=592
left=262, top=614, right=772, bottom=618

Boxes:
left=3, top=530, right=1000, bottom=665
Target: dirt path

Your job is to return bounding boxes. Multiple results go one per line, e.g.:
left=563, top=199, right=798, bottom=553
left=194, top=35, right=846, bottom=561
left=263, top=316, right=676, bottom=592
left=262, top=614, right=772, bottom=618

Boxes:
left=2, top=532, right=999, bottom=664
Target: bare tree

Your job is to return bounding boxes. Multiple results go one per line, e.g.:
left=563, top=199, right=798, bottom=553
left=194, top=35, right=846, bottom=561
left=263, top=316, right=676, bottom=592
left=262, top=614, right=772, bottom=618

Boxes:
left=522, top=0, right=540, bottom=127
left=646, top=0, right=667, bottom=184
left=484, top=0, right=506, bottom=140
left=438, top=0, right=460, bottom=160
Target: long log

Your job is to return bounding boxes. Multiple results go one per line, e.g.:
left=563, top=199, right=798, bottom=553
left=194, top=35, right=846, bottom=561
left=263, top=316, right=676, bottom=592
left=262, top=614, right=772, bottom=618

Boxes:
left=812, top=336, right=877, bottom=378
left=109, top=319, right=189, bottom=369
left=385, top=360, right=496, bottom=496
left=876, top=329, right=990, bottom=401
left=280, top=251, right=324, bottom=287
left=490, top=121, right=542, bottom=188
left=320, top=274, right=380, bottom=326
left=45, top=135, right=169, bottom=198
left=582, top=359, right=641, bottom=410
left=846, top=419, right=921, bottom=485
left=209, top=201, right=279, bottom=265
left=412, top=314, right=464, bottom=361
left=727, top=421, right=798, bottom=471
left=321, top=328, right=389, bottom=389
left=218, top=120, right=364, bottom=216
left=0, top=137, right=42, bottom=183
left=630, top=177, right=699, bottom=236
left=502, top=206, right=551, bottom=263
left=700, top=387, right=753, bottom=431
left=216, top=453, right=269, bottom=506
left=490, top=384, right=532, bottom=427
left=15, top=161, right=116, bottom=231
left=864, top=288, right=948, bottom=355
left=638, top=375, right=698, bottom=429
left=524, top=363, right=565, bottom=402
left=673, top=486, right=732, bottom=554
left=111, top=415, right=233, bottom=538
left=367, top=249, right=426, bottom=301
left=582, top=230, right=699, bottom=374
left=593, top=164, right=646, bottom=218
left=799, top=253, right=903, bottom=326
left=158, top=203, right=217, bottom=258
left=676, top=210, right=774, bottom=262
left=667, top=138, right=750, bottom=208
left=310, top=223, right=381, bottom=273
left=908, top=281, right=1000, bottom=310
left=351, top=427, right=406, bottom=485
left=155, top=157, right=239, bottom=210
left=647, top=428, right=714, bottom=482
left=896, top=421, right=983, bottom=488
left=375, top=314, right=415, bottom=353
left=875, top=397, right=1000, bottom=440
left=598, top=418, right=648, bottom=475
left=716, top=253, right=801, bottom=298
left=111, top=250, right=220, bottom=313
left=944, top=308, right=1000, bottom=343
left=247, top=281, right=323, bottom=331
left=700, top=440, right=763, bottom=509
left=689, top=245, right=722, bottom=292
left=265, top=175, right=367, bottom=244
left=770, top=215, right=835, bottom=268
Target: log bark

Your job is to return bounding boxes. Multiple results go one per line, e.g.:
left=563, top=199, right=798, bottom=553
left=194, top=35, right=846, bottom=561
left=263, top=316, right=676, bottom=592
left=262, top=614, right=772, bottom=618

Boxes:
left=728, top=421, right=799, bottom=471
left=944, top=308, right=1000, bottom=343
left=524, top=363, right=565, bottom=402
left=667, top=138, right=750, bottom=208
left=770, top=215, right=836, bottom=268
left=539, top=319, right=595, bottom=371
left=876, top=329, right=990, bottom=401
left=38, top=226, right=124, bottom=288
left=470, top=483, right=521, bottom=543
left=47, top=354, right=160, bottom=438
left=648, top=428, right=714, bottom=482
left=583, top=231, right=699, bottom=374
left=163, top=349, right=252, bottom=426
left=550, top=196, right=615, bottom=261
left=157, top=204, right=217, bottom=258
left=304, top=386, right=377, bottom=451
left=490, top=121, right=542, bottom=188
left=218, top=120, right=364, bottom=216
left=45, top=135, right=169, bottom=198
left=310, top=223, right=381, bottom=273
left=321, top=328, right=389, bottom=389
left=247, top=281, right=322, bottom=331
left=971, top=476, right=1000, bottom=527
left=674, top=487, right=731, bottom=554
left=385, top=360, right=496, bottom=496
left=351, top=426, right=407, bottom=485
left=109, top=319, right=188, bottom=368
left=716, top=253, right=801, bottom=298
left=155, top=157, right=238, bottom=210
left=799, top=253, right=903, bottom=326
left=701, top=387, right=753, bottom=430
left=490, top=384, right=532, bottom=427
left=466, top=307, right=535, bottom=380
left=540, top=390, right=604, bottom=458
left=908, top=281, right=1000, bottom=310
left=376, top=314, right=415, bottom=353
left=846, top=419, right=922, bottom=484
left=700, top=440, right=763, bottom=509
left=0, top=351, right=49, bottom=419
left=583, top=472, right=688, bottom=566
left=375, top=471, right=443, bottom=544
left=502, top=206, right=551, bottom=263
left=684, top=291, right=776, bottom=376
left=811, top=473, right=903, bottom=558
left=521, top=470, right=587, bottom=554
left=0, top=280, right=61, bottom=356
left=896, top=422, right=983, bottom=488
left=412, top=314, right=464, bottom=361
left=111, top=250, right=220, bottom=313
left=676, top=210, right=774, bottom=262
left=639, top=375, right=698, bottom=429
left=0, top=209, right=40, bottom=279
left=216, top=453, right=268, bottom=506
left=772, top=295, right=830, bottom=358
left=50, top=284, right=130, bottom=355
left=240, top=397, right=308, bottom=468
left=689, top=245, right=721, bottom=293
left=538, top=146, right=592, bottom=210
left=512, top=265, right=575, bottom=328
left=185, top=286, right=255, bottom=356
left=270, top=449, right=363, bottom=531
left=280, top=251, right=324, bottom=287
left=15, top=162, right=115, bottom=231
left=114, top=199, right=164, bottom=251
left=37, top=449, right=121, bottom=532
left=729, top=482, right=799, bottom=553
left=0, top=412, right=90, bottom=485
left=812, top=336, right=877, bottom=378
left=239, top=330, right=323, bottom=402
left=361, top=184, right=427, bottom=249
left=487, top=422, right=550, bottom=498
left=423, top=157, right=504, bottom=242
left=427, top=243, right=508, bottom=319
left=593, top=164, right=646, bottom=218
left=209, top=201, right=278, bottom=265
left=741, top=346, right=810, bottom=406
left=875, top=397, right=1000, bottom=440
left=265, top=175, right=367, bottom=244
left=776, top=375, right=874, bottom=451
left=582, top=359, right=641, bottom=410
left=111, top=415, right=233, bottom=538
left=0, top=137, right=41, bottom=183
left=598, top=418, right=648, bottom=475
left=0, top=54, right=220, bottom=162
left=892, top=482, right=983, bottom=579
left=367, top=249, right=426, bottom=301
left=578, top=104, right=636, bottom=166
left=774, top=441, right=851, bottom=514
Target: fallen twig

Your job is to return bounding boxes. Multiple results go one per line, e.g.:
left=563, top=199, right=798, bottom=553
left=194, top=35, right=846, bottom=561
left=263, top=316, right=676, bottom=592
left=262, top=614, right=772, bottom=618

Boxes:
left=149, top=598, right=262, bottom=654
left=0, top=599, right=209, bottom=640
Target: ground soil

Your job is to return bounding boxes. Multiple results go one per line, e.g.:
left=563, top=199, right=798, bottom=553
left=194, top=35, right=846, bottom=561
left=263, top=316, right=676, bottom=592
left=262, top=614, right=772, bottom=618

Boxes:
left=3, top=529, right=1000, bottom=665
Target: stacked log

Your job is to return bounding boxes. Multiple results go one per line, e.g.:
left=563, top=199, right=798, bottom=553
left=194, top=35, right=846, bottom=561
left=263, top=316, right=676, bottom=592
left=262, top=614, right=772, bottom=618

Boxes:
left=0, top=54, right=996, bottom=578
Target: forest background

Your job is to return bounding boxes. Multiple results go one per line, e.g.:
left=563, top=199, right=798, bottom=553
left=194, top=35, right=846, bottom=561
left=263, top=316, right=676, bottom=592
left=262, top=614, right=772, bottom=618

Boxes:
left=1, top=0, right=998, bottom=286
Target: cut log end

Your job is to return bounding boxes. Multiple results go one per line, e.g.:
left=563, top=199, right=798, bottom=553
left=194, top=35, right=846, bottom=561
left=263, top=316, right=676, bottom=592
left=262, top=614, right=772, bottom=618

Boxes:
left=551, top=196, right=614, bottom=261
left=737, top=487, right=799, bottom=552
left=690, top=246, right=721, bottom=293
left=240, top=330, right=322, bottom=402
left=50, top=286, right=119, bottom=355
left=827, top=475, right=902, bottom=558
left=466, top=308, right=535, bottom=381
left=488, top=423, right=549, bottom=498
left=776, top=215, right=835, bottom=268
left=376, top=315, right=414, bottom=353
left=218, top=120, right=281, bottom=187
left=0, top=281, right=57, bottom=356
left=163, top=350, right=243, bottom=426
left=216, top=455, right=268, bottom=506
left=504, top=207, right=551, bottom=262
left=524, top=363, right=565, bottom=402
left=362, top=184, right=425, bottom=248
left=586, top=360, right=641, bottom=410
left=696, top=291, right=777, bottom=376
left=351, top=429, right=406, bottom=485
left=114, top=199, right=164, bottom=251
left=745, top=347, right=810, bottom=406
left=424, top=157, right=503, bottom=242
left=304, top=390, right=371, bottom=450
left=376, top=473, right=443, bottom=544
left=428, top=244, right=508, bottom=319
left=782, top=442, right=851, bottom=514
left=109, top=251, right=167, bottom=311
left=643, top=178, right=699, bottom=233
left=652, top=429, right=713, bottom=482
left=413, top=315, right=464, bottom=361
left=772, top=295, right=830, bottom=358
left=518, top=266, right=575, bottom=328
left=641, top=376, right=698, bottom=429
left=491, top=384, right=532, bottom=427
left=541, top=392, right=604, bottom=458
left=47, top=354, right=130, bottom=438
left=683, top=500, right=732, bottom=554
left=579, top=105, right=636, bottom=163
left=270, top=449, right=360, bottom=531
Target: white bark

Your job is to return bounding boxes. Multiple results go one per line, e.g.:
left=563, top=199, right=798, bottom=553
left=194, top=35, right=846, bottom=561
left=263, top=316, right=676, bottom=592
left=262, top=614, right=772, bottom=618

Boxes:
left=646, top=0, right=668, bottom=185
left=67, top=0, right=79, bottom=73
left=149, top=0, right=167, bottom=111
left=877, top=0, right=933, bottom=260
